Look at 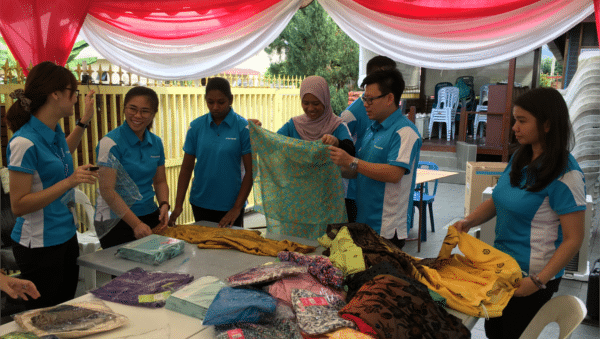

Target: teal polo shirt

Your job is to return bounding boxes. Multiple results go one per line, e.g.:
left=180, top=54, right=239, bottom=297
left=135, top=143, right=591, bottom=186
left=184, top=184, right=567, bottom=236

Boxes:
left=355, top=108, right=422, bottom=239
left=7, top=116, right=76, bottom=248
left=96, top=123, right=165, bottom=216
left=277, top=118, right=353, bottom=143
left=183, top=108, right=251, bottom=211
left=341, top=98, right=371, bottom=200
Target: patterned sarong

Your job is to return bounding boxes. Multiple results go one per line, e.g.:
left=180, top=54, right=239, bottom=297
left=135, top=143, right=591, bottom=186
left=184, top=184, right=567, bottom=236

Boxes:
left=249, top=122, right=347, bottom=239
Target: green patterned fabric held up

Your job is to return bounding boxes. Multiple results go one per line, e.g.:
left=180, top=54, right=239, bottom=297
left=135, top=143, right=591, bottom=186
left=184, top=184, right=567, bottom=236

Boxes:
left=249, top=122, right=347, bottom=240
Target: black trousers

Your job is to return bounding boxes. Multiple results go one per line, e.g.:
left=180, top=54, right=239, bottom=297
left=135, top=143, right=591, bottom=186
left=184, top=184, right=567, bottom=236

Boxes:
left=99, top=209, right=161, bottom=249
left=191, top=204, right=244, bottom=227
left=485, top=278, right=561, bottom=339
left=12, top=234, right=80, bottom=310
left=345, top=198, right=357, bottom=223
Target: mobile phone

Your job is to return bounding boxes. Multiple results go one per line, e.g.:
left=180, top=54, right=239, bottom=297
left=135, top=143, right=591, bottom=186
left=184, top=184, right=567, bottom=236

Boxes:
left=88, top=166, right=100, bottom=171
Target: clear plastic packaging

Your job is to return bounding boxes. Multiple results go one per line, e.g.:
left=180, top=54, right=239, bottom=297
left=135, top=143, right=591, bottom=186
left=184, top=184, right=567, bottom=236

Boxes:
left=116, top=234, right=185, bottom=265
left=13, top=300, right=128, bottom=338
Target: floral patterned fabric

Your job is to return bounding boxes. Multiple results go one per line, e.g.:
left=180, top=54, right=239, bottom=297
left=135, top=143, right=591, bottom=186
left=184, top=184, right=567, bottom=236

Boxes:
left=278, top=251, right=344, bottom=288
left=268, top=273, right=345, bottom=306
left=227, top=262, right=307, bottom=287
left=291, top=289, right=355, bottom=336
left=339, top=275, right=471, bottom=339
left=215, top=318, right=303, bottom=339
left=249, top=122, right=347, bottom=240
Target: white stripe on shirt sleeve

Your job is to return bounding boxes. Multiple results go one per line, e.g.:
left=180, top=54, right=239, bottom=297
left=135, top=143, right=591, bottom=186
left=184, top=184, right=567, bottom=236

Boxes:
left=97, top=137, right=117, bottom=163
left=395, top=126, right=420, bottom=165
left=9, top=137, right=35, bottom=170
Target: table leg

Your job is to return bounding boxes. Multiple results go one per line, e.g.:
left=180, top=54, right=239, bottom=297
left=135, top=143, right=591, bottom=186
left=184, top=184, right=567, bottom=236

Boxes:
left=418, top=184, right=424, bottom=252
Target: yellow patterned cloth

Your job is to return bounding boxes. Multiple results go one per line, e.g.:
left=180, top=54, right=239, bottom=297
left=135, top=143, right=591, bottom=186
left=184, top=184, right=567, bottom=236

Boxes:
left=417, top=226, right=523, bottom=318
left=249, top=122, right=347, bottom=240
left=159, top=224, right=316, bottom=257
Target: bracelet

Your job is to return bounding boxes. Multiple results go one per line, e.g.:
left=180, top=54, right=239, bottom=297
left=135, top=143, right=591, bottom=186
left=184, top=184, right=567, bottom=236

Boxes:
left=76, top=119, right=89, bottom=129
left=530, top=274, right=547, bottom=290
left=159, top=201, right=170, bottom=210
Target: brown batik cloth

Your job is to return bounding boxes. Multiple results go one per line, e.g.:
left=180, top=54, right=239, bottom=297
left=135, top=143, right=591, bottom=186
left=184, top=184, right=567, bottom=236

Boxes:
left=339, top=275, right=471, bottom=339
left=323, top=223, right=434, bottom=284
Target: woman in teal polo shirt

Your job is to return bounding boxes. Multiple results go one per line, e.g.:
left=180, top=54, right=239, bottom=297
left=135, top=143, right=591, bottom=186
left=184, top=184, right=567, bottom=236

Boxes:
left=277, top=75, right=354, bottom=156
left=95, top=87, right=169, bottom=248
left=169, top=77, right=252, bottom=227
left=6, top=61, right=98, bottom=309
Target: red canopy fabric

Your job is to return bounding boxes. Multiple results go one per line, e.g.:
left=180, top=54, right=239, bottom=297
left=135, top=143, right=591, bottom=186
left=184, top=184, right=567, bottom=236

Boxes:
left=0, top=0, right=91, bottom=74
left=0, top=0, right=597, bottom=77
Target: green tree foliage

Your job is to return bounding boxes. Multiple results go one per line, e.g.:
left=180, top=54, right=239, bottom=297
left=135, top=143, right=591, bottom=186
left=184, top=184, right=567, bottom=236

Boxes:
left=265, top=2, right=359, bottom=114
left=539, top=57, right=562, bottom=88
left=1, top=38, right=96, bottom=75
left=540, top=57, right=563, bottom=76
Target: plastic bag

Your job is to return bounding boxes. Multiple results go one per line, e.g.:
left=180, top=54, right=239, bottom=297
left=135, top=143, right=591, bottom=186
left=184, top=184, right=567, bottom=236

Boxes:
left=116, top=234, right=185, bottom=266
left=90, top=267, right=193, bottom=308
left=94, top=153, right=143, bottom=239
left=13, top=300, right=128, bottom=338
left=202, top=287, right=277, bottom=326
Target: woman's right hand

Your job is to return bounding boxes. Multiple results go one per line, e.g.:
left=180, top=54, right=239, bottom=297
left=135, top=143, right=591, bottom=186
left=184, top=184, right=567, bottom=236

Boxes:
left=133, top=222, right=152, bottom=239
left=168, top=205, right=183, bottom=226
left=68, top=164, right=99, bottom=187
left=453, top=218, right=472, bottom=233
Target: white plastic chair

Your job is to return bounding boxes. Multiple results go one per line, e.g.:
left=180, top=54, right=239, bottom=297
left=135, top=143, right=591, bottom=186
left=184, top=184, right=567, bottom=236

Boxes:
left=519, top=295, right=587, bottom=339
left=73, top=188, right=101, bottom=291
left=428, top=86, right=459, bottom=141
left=474, top=84, right=491, bottom=139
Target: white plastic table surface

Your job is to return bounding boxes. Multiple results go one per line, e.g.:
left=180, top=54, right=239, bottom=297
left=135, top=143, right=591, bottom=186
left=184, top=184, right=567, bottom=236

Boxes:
left=0, top=293, right=216, bottom=339
left=76, top=221, right=322, bottom=280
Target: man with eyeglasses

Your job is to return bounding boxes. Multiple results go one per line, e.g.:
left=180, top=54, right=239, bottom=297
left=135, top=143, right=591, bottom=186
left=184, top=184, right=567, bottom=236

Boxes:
left=340, top=56, right=398, bottom=223
left=329, top=68, right=421, bottom=250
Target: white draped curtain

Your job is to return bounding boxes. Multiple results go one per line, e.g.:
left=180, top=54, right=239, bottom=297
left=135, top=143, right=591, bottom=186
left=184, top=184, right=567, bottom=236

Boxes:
left=1, top=0, right=597, bottom=79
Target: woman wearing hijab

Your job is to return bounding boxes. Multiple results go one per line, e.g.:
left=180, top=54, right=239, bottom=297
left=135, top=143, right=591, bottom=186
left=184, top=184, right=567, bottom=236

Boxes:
left=278, top=75, right=354, bottom=155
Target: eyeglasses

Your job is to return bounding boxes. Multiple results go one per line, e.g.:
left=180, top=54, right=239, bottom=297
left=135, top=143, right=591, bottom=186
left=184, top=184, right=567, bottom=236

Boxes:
left=65, top=88, right=80, bottom=98
left=125, top=105, right=154, bottom=118
left=360, top=92, right=388, bottom=105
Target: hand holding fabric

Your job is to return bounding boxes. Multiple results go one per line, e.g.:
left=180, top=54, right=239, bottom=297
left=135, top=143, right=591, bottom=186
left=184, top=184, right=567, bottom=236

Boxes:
left=513, top=277, right=539, bottom=297
left=321, top=134, right=339, bottom=147
left=327, top=146, right=352, bottom=168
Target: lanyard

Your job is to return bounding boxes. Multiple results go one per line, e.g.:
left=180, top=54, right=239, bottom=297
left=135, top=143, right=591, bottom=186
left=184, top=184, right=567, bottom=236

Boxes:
left=50, top=141, right=70, bottom=179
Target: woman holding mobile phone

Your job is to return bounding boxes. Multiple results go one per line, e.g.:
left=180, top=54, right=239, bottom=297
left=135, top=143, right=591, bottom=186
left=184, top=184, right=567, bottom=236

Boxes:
left=6, top=61, right=97, bottom=309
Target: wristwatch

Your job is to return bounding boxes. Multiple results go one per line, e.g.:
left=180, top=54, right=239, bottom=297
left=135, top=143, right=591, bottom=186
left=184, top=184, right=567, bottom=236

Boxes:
left=76, top=119, right=89, bottom=129
left=349, top=157, right=359, bottom=171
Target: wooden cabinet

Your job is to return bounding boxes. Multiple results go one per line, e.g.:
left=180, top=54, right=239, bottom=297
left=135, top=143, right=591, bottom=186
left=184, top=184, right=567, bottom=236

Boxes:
left=486, top=85, right=529, bottom=148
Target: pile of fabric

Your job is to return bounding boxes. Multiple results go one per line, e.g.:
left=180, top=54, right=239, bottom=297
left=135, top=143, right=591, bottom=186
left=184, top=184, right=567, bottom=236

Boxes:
left=92, top=223, right=522, bottom=338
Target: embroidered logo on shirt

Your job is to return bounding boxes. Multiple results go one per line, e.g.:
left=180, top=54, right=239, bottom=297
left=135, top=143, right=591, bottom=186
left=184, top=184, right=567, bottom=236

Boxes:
left=225, top=137, right=237, bottom=140
left=150, top=155, right=160, bottom=158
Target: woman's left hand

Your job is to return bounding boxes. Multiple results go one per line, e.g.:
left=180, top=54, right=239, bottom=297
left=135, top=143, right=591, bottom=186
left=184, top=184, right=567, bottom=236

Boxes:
left=81, top=90, right=96, bottom=124
left=513, top=277, right=539, bottom=297
left=218, top=207, right=242, bottom=228
left=321, top=134, right=339, bottom=147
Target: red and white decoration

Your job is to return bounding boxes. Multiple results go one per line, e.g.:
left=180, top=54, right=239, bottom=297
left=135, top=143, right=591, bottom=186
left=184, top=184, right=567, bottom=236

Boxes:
left=0, top=0, right=597, bottom=78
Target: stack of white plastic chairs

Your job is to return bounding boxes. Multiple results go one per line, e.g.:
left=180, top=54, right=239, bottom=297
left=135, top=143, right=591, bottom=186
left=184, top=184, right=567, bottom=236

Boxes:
left=559, top=50, right=600, bottom=204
